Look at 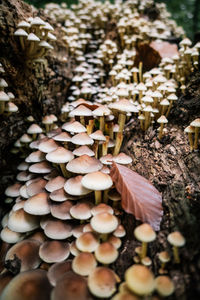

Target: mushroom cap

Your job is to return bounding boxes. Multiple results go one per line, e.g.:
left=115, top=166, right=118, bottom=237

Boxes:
left=26, top=178, right=47, bottom=197
left=113, top=153, right=132, bottom=164
left=51, top=271, right=90, bottom=300
left=90, top=212, right=118, bottom=234
left=167, top=231, right=185, bottom=247
left=29, top=162, right=53, bottom=174
left=7, top=208, right=39, bottom=233
left=184, top=125, right=195, bottom=133
left=70, top=104, right=92, bottom=117
left=88, top=267, right=117, bottom=298
left=125, top=264, right=155, bottom=295
left=14, top=28, right=28, bottom=36
left=39, top=241, right=70, bottom=263
left=109, top=99, right=138, bottom=113
left=64, top=175, right=91, bottom=196
left=81, top=171, right=113, bottom=191
left=134, top=223, right=156, bottom=243
left=190, top=118, right=200, bottom=128
left=72, top=252, right=97, bottom=276
left=45, top=176, right=65, bottom=193
left=0, top=269, right=52, bottom=300
left=50, top=187, right=73, bottom=202
left=155, top=276, right=175, bottom=297
left=27, top=124, right=43, bottom=134
left=66, top=155, right=102, bottom=174
left=24, top=192, right=50, bottom=215
left=114, top=224, right=126, bottom=238
left=5, top=239, right=41, bottom=272
left=157, top=115, right=168, bottom=124
left=71, top=132, right=94, bottom=146
left=5, top=183, right=22, bottom=197
left=46, top=147, right=74, bottom=164
left=73, top=145, right=95, bottom=157
left=76, top=232, right=99, bottom=252
left=90, top=130, right=106, bottom=141
left=158, top=251, right=170, bottom=263
left=27, top=33, right=40, bottom=42
left=47, top=260, right=72, bottom=286
left=50, top=200, right=73, bottom=220
left=0, top=227, right=25, bottom=244
left=91, top=203, right=114, bottom=216
left=53, top=132, right=71, bottom=142
left=27, top=150, right=45, bottom=163
left=108, top=235, right=122, bottom=249
left=112, top=292, right=139, bottom=300
left=44, top=220, right=72, bottom=240
left=62, top=121, right=87, bottom=133
left=70, top=202, right=92, bottom=220
left=95, top=242, right=118, bottom=264
left=38, top=139, right=58, bottom=153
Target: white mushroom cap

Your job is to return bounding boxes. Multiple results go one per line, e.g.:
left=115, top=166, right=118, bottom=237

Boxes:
left=81, top=171, right=113, bottom=191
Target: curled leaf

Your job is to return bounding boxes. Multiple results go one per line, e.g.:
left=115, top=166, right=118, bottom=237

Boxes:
left=150, top=41, right=179, bottom=58
left=110, top=162, right=163, bottom=231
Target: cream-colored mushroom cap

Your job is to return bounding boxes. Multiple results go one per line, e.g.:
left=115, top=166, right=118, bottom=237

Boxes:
left=7, top=208, right=39, bottom=233
left=0, top=269, right=51, bottom=300
left=90, top=130, right=106, bottom=141
left=158, top=251, right=170, bottom=263
left=27, top=150, right=45, bottom=163
left=50, top=201, right=73, bottom=220
left=5, top=183, right=22, bottom=197
left=76, top=232, right=99, bottom=252
left=81, top=171, right=113, bottom=191
left=70, top=104, right=92, bottom=117
left=24, top=192, right=50, bottom=215
left=64, top=175, right=91, bottom=196
left=38, top=139, right=58, bottom=153
left=27, top=124, right=43, bottom=134
left=157, top=115, right=168, bottom=124
left=70, top=202, right=92, bottom=220
left=108, top=235, right=122, bottom=249
left=155, top=276, right=175, bottom=297
left=29, top=162, right=53, bottom=174
left=44, top=220, right=72, bottom=240
left=125, top=264, right=155, bottom=295
left=184, top=125, right=195, bottom=133
left=190, top=118, right=200, bottom=128
left=26, top=178, right=47, bottom=197
left=62, top=120, right=87, bottom=133
left=46, top=147, right=74, bottom=163
left=66, top=155, right=102, bottom=174
left=91, top=203, right=114, bottom=216
left=112, top=292, right=140, bottom=300
left=5, top=239, right=41, bottom=272
left=71, top=132, right=94, bottom=145
left=88, top=267, right=117, bottom=298
left=90, top=212, right=118, bottom=234
left=45, top=176, right=65, bottom=193
left=95, top=242, right=118, bottom=264
left=113, top=153, right=132, bottom=164
left=72, top=252, right=97, bottom=276
left=0, top=227, right=25, bottom=244
left=134, top=223, right=156, bottom=243
left=167, top=231, right=185, bottom=247
left=39, top=241, right=70, bottom=263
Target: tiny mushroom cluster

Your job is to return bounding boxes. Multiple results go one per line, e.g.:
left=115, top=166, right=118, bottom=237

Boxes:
left=0, top=63, right=18, bottom=115
left=14, top=16, right=56, bottom=62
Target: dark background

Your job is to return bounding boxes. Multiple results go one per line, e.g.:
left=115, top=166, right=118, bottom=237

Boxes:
left=25, top=0, right=200, bottom=40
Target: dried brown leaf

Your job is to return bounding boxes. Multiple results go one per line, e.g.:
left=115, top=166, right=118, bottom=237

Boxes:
left=110, top=162, right=163, bottom=231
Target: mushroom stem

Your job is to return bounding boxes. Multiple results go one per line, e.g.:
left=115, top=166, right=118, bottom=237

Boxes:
left=103, top=189, right=109, bottom=204
left=194, top=127, right=199, bottom=151
left=144, top=112, right=150, bottom=131
left=19, top=36, right=25, bottom=51
left=80, top=116, right=85, bottom=126
left=113, top=113, right=126, bottom=156
left=139, top=61, right=143, bottom=82
left=95, top=190, right=101, bottom=205
left=101, top=233, right=108, bottom=242
left=133, top=71, right=138, bottom=83
left=166, top=101, right=173, bottom=118
left=102, top=136, right=109, bottom=156
left=188, top=132, right=194, bottom=151
left=0, top=102, right=5, bottom=114
left=93, top=141, right=99, bottom=158
left=87, top=119, right=94, bottom=135
left=172, top=246, right=180, bottom=264
left=158, top=123, right=164, bottom=139
left=45, top=124, right=50, bottom=132
left=108, top=122, right=114, bottom=140
left=59, top=163, right=70, bottom=178
left=140, top=241, right=148, bottom=259
left=99, top=116, right=105, bottom=132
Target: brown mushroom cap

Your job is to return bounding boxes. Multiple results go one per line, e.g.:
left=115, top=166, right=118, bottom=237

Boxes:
left=155, top=276, right=175, bottom=297
left=76, top=232, right=99, bottom=252
left=70, top=202, right=92, bottom=220
left=51, top=271, right=90, bottom=300
left=38, top=139, right=58, bottom=153
left=66, top=154, right=102, bottom=174
left=47, top=260, right=72, bottom=286
left=0, top=269, right=52, bottom=300
left=107, top=235, right=122, bottom=249
left=26, top=178, right=47, bottom=197
left=95, top=242, right=118, bottom=264
left=112, top=292, right=140, bottom=300
left=39, top=240, right=70, bottom=263
left=71, top=132, right=94, bottom=146
left=125, top=264, right=155, bottom=296
left=72, top=252, right=97, bottom=276
left=90, top=212, right=118, bottom=234
left=27, top=150, right=45, bottom=163
left=50, top=200, right=73, bottom=220
left=73, top=145, right=95, bottom=157
left=5, top=239, right=41, bottom=272
left=44, top=220, right=72, bottom=240
left=134, top=223, right=156, bottom=243
left=0, top=227, right=25, bottom=244
left=88, top=266, right=117, bottom=298
left=91, top=203, right=114, bottom=216
left=5, top=183, right=22, bottom=198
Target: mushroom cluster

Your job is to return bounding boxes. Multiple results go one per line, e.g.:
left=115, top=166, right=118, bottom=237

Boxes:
left=184, top=118, right=200, bottom=151
left=0, top=63, right=18, bottom=115
left=14, top=16, right=56, bottom=62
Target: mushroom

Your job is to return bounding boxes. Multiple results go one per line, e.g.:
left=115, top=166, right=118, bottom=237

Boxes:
left=134, top=223, right=156, bottom=259
left=184, top=125, right=195, bottom=151
left=190, top=118, right=200, bottom=151
left=155, top=275, right=175, bottom=297
left=167, top=231, right=185, bottom=263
